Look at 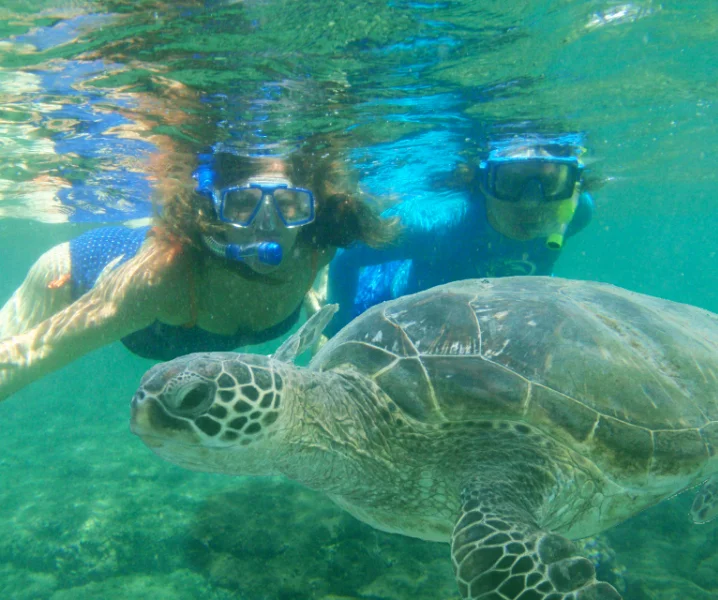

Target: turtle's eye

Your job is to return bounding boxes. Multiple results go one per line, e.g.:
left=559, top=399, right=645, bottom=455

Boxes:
left=169, top=382, right=214, bottom=417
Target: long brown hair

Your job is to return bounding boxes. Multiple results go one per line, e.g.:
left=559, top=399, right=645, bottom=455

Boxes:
left=153, top=137, right=400, bottom=252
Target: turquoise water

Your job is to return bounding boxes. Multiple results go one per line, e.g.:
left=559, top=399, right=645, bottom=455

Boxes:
left=0, top=1, right=717, bottom=598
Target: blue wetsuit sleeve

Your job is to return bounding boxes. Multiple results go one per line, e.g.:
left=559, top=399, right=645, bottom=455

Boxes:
left=326, top=192, right=469, bottom=334
left=565, top=192, right=594, bottom=239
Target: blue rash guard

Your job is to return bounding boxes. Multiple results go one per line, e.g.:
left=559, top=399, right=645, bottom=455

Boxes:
left=68, top=226, right=301, bottom=360
left=326, top=189, right=593, bottom=336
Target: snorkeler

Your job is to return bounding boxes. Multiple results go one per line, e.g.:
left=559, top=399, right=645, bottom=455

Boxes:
left=325, top=135, right=596, bottom=335
left=0, top=140, right=398, bottom=402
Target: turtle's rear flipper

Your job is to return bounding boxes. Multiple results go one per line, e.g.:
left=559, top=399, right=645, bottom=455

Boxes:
left=691, top=474, right=718, bottom=524
left=451, top=481, right=622, bottom=599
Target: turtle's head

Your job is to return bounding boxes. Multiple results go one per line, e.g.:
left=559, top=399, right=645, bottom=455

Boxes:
left=130, top=352, right=293, bottom=475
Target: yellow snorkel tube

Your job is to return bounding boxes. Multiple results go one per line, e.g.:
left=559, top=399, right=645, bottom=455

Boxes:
left=545, top=186, right=580, bottom=250
left=545, top=232, right=565, bottom=250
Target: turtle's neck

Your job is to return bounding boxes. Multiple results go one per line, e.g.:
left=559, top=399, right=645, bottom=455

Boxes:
left=277, top=366, right=402, bottom=495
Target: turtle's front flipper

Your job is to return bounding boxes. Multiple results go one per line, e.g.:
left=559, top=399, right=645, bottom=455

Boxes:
left=691, top=474, right=718, bottom=524
left=273, top=303, right=338, bottom=364
left=452, top=481, right=621, bottom=599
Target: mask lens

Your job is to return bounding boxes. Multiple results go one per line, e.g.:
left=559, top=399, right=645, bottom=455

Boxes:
left=222, top=188, right=262, bottom=224
left=491, top=160, right=578, bottom=202
left=273, top=188, right=313, bottom=225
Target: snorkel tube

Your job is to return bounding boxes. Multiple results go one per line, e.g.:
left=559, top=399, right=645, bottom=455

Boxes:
left=545, top=232, right=564, bottom=250
left=545, top=196, right=578, bottom=250
left=545, top=189, right=595, bottom=250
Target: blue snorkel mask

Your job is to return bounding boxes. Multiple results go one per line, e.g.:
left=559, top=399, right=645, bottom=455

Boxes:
left=193, top=155, right=315, bottom=267
left=212, top=182, right=315, bottom=228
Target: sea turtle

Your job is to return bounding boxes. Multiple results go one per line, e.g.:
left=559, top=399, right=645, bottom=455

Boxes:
left=130, top=276, right=718, bottom=600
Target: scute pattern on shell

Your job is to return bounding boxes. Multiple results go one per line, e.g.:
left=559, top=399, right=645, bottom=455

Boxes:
left=311, top=277, right=718, bottom=484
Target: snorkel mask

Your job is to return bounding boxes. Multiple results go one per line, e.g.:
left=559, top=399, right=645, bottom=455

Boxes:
left=194, top=154, right=315, bottom=268
left=479, top=139, right=585, bottom=249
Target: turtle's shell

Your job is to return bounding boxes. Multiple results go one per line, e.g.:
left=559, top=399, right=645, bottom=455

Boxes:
left=312, top=277, right=718, bottom=483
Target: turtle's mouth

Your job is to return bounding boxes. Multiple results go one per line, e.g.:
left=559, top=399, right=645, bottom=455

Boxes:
left=130, top=391, right=197, bottom=445
left=130, top=406, right=208, bottom=466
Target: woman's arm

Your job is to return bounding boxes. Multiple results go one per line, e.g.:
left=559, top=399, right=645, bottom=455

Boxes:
left=0, top=238, right=190, bottom=403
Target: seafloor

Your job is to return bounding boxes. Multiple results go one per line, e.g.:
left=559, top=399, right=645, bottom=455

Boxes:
left=0, top=342, right=716, bottom=600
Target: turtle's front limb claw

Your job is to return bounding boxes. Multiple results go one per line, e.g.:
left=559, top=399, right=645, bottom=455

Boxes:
left=451, top=481, right=622, bottom=600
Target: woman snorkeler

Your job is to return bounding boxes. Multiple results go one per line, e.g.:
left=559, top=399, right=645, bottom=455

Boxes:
left=0, top=138, right=398, bottom=403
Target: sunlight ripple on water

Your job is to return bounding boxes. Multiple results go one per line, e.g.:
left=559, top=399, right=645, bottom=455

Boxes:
left=0, top=0, right=714, bottom=224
